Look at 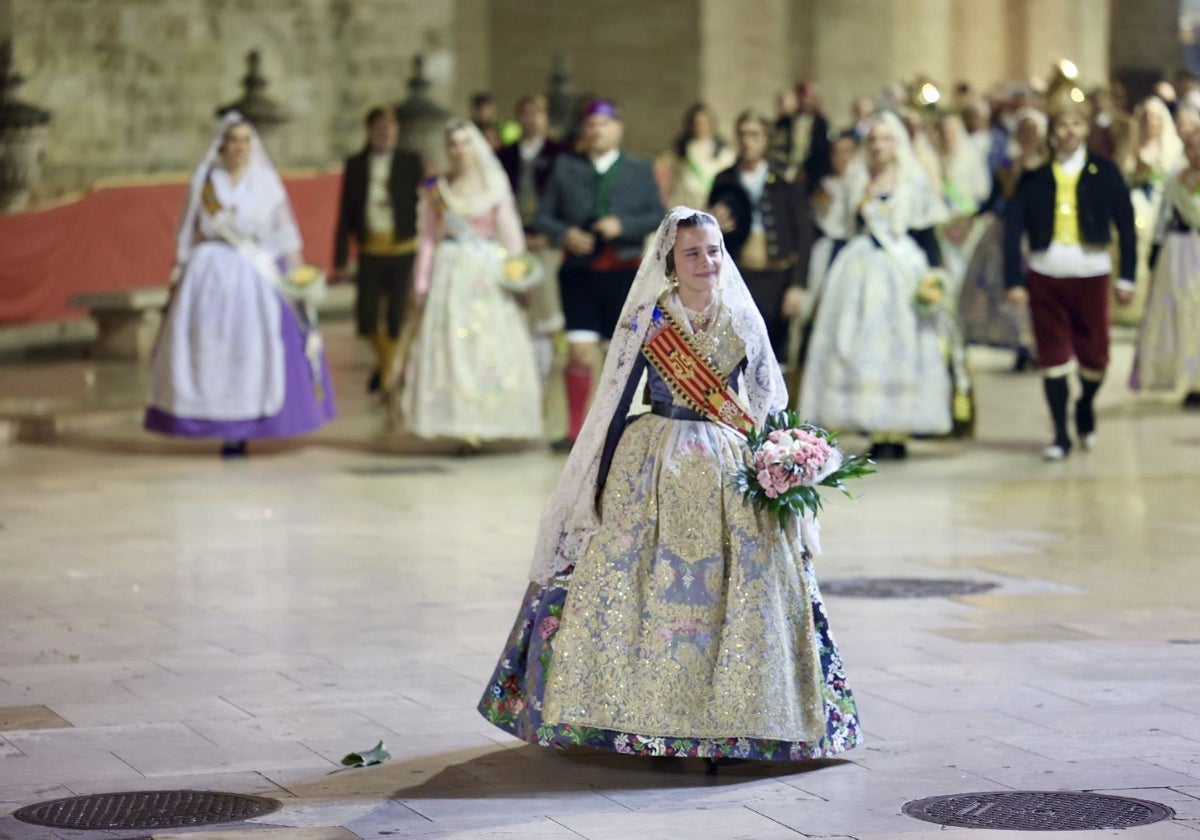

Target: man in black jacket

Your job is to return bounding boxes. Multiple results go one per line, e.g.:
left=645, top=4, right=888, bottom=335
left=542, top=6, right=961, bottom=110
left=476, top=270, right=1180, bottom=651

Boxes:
left=497, top=95, right=568, bottom=343
left=333, top=107, right=423, bottom=393
left=770, top=83, right=832, bottom=187
left=1004, top=85, right=1135, bottom=460
left=710, top=110, right=812, bottom=365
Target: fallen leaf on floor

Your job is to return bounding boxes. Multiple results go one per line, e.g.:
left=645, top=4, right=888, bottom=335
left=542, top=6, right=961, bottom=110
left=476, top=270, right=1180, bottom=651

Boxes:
left=339, top=740, right=390, bottom=769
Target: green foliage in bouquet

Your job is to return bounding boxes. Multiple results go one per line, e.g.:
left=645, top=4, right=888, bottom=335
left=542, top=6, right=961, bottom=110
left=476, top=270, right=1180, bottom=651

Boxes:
left=733, top=409, right=876, bottom=527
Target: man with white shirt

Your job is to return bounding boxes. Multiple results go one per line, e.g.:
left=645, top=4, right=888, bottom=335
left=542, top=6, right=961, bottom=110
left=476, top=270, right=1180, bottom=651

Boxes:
left=536, top=99, right=664, bottom=451
left=334, top=107, right=423, bottom=393
left=709, top=111, right=811, bottom=365
left=1004, top=84, right=1135, bottom=461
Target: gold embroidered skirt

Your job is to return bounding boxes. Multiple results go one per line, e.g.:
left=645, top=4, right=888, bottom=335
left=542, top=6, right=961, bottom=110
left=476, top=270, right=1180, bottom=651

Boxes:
left=478, top=411, right=862, bottom=758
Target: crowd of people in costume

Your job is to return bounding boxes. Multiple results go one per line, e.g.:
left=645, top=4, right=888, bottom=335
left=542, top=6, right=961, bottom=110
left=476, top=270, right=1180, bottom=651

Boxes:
left=145, top=65, right=1200, bottom=463
left=131, top=59, right=1200, bottom=770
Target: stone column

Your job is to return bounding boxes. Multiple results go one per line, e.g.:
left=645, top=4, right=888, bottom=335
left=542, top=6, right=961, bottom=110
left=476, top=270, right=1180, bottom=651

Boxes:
left=1110, top=0, right=1180, bottom=103
left=0, top=39, right=50, bottom=213
left=215, top=50, right=289, bottom=161
left=487, top=0, right=702, bottom=155
left=453, top=0, right=491, bottom=116
left=698, top=0, right=790, bottom=127
left=395, top=55, right=452, bottom=173
left=793, top=0, right=1113, bottom=133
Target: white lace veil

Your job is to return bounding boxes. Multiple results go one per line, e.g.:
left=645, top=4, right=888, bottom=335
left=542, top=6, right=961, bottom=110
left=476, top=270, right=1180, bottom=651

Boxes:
left=437, top=119, right=514, bottom=216
left=527, top=206, right=787, bottom=585
left=936, top=113, right=992, bottom=212
left=835, top=110, right=941, bottom=236
left=175, top=111, right=294, bottom=265
left=1135, top=95, right=1184, bottom=176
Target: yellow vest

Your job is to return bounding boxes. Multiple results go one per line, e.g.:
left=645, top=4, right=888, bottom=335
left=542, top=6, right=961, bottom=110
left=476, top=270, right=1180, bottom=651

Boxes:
left=361, top=231, right=417, bottom=257
left=1051, top=162, right=1082, bottom=245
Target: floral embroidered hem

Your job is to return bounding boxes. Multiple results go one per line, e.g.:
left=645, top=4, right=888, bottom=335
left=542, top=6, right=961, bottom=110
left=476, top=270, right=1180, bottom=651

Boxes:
left=478, top=577, right=862, bottom=761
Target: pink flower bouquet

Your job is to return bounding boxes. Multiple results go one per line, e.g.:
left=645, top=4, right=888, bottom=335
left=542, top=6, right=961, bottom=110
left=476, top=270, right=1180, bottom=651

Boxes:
left=735, top=410, right=875, bottom=527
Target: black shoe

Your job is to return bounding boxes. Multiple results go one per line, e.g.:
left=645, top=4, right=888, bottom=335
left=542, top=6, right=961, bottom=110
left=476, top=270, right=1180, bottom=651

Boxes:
left=1012, top=347, right=1036, bottom=373
left=867, top=442, right=889, bottom=461
left=890, top=442, right=908, bottom=460
left=1074, top=398, right=1095, bottom=451
left=220, top=440, right=247, bottom=458
left=1183, top=392, right=1200, bottom=409
left=366, top=370, right=382, bottom=394
left=550, top=438, right=574, bottom=454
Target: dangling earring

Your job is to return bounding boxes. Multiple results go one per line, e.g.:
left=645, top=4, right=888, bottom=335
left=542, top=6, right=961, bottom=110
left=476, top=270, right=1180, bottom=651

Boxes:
left=667, top=272, right=679, bottom=287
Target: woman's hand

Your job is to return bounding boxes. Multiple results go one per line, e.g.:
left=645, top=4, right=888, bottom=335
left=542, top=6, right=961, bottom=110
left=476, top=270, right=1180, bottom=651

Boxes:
left=1006, top=286, right=1029, bottom=306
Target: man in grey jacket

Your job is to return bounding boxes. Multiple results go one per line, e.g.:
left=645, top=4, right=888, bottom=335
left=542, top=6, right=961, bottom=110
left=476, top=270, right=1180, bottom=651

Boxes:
left=537, top=99, right=664, bottom=450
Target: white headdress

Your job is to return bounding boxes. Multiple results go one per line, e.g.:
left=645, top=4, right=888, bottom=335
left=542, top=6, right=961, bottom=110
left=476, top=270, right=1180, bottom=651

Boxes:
left=527, top=206, right=787, bottom=584
left=1136, top=95, right=1184, bottom=176
left=936, top=113, right=992, bottom=212
left=174, top=111, right=298, bottom=265
left=437, top=119, right=514, bottom=217
left=829, top=110, right=942, bottom=238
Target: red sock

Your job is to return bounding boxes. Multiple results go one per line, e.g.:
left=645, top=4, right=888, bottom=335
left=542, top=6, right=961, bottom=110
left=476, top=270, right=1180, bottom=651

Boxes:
left=565, top=362, right=592, bottom=441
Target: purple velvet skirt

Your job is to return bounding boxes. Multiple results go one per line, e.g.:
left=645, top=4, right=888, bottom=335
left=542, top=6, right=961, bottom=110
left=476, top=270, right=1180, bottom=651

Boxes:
left=145, top=294, right=336, bottom=441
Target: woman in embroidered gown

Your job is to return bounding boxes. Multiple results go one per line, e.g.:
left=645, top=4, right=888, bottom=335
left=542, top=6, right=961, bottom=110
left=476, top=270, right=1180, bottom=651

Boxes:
left=400, top=120, right=543, bottom=444
left=478, top=208, right=860, bottom=763
left=145, top=113, right=335, bottom=456
left=1131, top=129, right=1200, bottom=406
left=799, top=112, right=954, bottom=460
left=1113, top=96, right=1184, bottom=325
left=665, top=103, right=736, bottom=210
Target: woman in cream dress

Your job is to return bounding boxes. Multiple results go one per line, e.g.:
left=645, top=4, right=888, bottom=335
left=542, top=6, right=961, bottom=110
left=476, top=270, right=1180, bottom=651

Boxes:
left=401, top=121, right=542, bottom=444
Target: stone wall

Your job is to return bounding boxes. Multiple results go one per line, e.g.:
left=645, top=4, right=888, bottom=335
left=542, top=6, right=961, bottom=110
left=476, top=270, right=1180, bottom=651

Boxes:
left=6, top=0, right=1134, bottom=202
left=9, top=0, right=465, bottom=197
left=487, top=0, right=702, bottom=158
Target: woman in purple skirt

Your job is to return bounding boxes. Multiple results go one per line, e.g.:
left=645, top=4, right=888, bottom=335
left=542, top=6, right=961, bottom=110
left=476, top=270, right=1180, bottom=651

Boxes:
left=145, top=113, right=336, bottom=456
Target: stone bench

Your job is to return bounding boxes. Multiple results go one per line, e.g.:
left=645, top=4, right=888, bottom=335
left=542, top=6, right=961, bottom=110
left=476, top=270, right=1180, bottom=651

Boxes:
left=69, top=287, right=169, bottom=361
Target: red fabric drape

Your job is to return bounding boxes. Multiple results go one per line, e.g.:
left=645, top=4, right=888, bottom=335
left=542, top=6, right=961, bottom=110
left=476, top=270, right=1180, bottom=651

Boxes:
left=0, top=174, right=340, bottom=325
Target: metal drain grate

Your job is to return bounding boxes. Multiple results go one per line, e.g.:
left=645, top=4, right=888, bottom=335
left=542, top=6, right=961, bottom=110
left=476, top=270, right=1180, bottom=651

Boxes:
left=13, top=790, right=282, bottom=830
left=902, top=791, right=1174, bottom=831
left=821, top=577, right=998, bottom=598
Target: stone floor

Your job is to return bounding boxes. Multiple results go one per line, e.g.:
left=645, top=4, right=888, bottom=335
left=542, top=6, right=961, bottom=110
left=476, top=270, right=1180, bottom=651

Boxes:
left=1, top=318, right=1199, bottom=840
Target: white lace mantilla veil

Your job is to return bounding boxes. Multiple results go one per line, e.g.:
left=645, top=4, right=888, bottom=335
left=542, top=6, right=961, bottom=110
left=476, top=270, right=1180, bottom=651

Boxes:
left=829, top=110, right=939, bottom=239
left=1137, top=95, right=1184, bottom=175
left=436, top=120, right=516, bottom=218
left=527, top=206, right=788, bottom=585
left=174, top=111, right=298, bottom=266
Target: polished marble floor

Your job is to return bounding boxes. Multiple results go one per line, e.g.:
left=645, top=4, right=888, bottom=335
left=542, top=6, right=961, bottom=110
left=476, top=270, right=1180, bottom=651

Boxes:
left=1, top=319, right=1199, bottom=839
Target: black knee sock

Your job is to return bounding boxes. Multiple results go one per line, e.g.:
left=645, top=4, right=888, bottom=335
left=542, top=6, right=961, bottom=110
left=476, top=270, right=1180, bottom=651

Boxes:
left=1076, top=376, right=1102, bottom=436
left=1043, top=376, right=1070, bottom=446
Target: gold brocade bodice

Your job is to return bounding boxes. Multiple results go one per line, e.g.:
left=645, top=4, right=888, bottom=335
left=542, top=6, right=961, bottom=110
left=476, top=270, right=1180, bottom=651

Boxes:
left=648, top=292, right=747, bottom=405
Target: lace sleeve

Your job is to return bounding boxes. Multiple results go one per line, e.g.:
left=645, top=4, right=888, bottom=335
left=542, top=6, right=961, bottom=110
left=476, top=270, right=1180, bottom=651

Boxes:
left=495, top=192, right=526, bottom=254
left=413, top=188, right=439, bottom=296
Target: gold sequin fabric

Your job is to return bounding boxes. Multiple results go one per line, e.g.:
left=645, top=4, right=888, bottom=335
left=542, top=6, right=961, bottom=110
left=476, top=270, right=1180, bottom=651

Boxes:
left=541, top=408, right=828, bottom=742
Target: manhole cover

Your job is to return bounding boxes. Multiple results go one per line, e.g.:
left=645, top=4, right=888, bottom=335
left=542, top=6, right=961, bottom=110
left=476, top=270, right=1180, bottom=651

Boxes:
left=345, top=464, right=446, bottom=476
left=821, top=577, right=998, bottom=598
left=13, top=790, right=282, bottom=830
left=902, top=791, right=1173, bottom=831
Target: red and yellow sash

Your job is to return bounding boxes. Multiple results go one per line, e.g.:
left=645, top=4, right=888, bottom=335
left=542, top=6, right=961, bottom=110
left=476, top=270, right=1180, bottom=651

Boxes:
left=642, top=305, right=756, bottom=437
left=200, top=169, right=222, bottom=215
